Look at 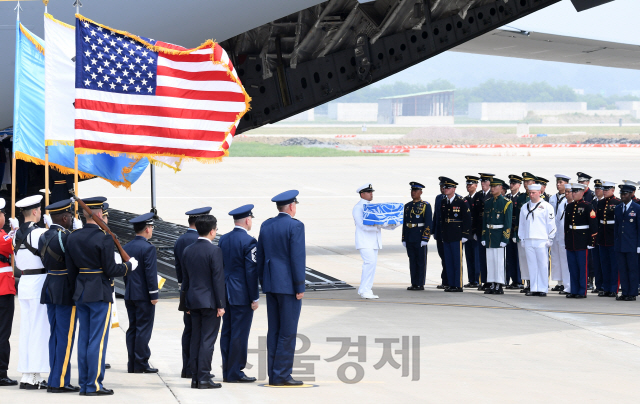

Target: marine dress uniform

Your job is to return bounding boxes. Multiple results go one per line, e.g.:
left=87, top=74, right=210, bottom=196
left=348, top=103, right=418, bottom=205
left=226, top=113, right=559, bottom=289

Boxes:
left=564, top=184, right=598, bottom=299
left=218, top=205, right=259, bottom=383
left=65, top=197, right=134, bottom=396
left=481, top=179, right=513, bottom=294
left=174, top=207, right=211, bottom=379
left=463, top=176, right=479, bottom=288
left=38, top=200, right=79, bottom=393
left=473, top=173, right=494, bottom=288
left=123, top=213, right=159, bottom=374
left=438, top=178, right=471, bottom=292
left=256, top=190, right=306, bottom=386
left=0, top=198, right=16, bottom=387
left=577, top=172, right=595, bottom=204
left=549, top=174, right=571, bottom=291
left=518, top=185, right=556, bottom=296
left=505, top=175, right=522, bottom=288
left=614, top=184, right=640, bottom=301
left=589, top=179, right=604, bottom=293
left=402, top=182, right=432, bottom=290
left=597, top=182, right=621, bottom=297
left=13, top=195, right=50, bottom=389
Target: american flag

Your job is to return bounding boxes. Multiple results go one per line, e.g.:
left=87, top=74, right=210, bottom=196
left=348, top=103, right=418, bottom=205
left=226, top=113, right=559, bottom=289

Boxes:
left=74, top=16, right=250, bottom=161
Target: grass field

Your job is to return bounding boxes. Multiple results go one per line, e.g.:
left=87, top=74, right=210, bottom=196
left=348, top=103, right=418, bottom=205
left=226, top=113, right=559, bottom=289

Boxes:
left=227, top=142, right=395, bottom=157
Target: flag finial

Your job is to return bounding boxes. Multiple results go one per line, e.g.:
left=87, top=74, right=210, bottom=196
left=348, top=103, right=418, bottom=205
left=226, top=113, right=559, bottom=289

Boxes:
left=73, top=0, right=82, bottom=14
left=15, top=1, right=22, bottom=21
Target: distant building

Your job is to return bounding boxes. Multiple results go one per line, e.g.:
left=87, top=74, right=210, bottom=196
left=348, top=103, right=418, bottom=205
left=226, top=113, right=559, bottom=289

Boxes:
left=616, top=101, right=640, bottom=118
left=378, top=90, right=455, bottom=125
left=328, top=103, right=378, bottom=122
left=468, top=102, right=587, bottom=121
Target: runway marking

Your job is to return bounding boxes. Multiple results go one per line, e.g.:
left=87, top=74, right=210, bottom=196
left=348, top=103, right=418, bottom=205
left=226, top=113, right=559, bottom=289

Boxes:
left=303, top=297, right=640, bottom=318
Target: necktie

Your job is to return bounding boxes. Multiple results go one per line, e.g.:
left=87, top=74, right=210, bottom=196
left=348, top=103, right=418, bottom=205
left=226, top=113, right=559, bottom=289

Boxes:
left=624, top=205, right=627, bottom=215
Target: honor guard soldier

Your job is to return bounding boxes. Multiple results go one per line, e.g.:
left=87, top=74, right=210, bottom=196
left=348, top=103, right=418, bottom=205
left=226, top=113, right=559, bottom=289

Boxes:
left=614, top=184, right=640, bottom=301
left=577, top=172, right=595, bottom=204
left=621, top=181, right=639, bottom=203
left=13, top=195, right=49, bottom=389
left=481, top=178, right=513, bottom=294
left=516, top=172, right=537, bottom=293
left=256, top=190, right=306, bottom=386
left=402, top=182, right=432, bottom=291
left=181, top=215, right=225, bottom=389
left=65, top=197, right=138, bottom=396
left=593, top=179, right=604, bottom=203
left=438, top=178, right=471, bottom=292
left=123, top=213, right=159, bottom=374
left=596, top=181, right=621, bottom=297
left=49, top=171, right=74, bottom=204
left=473, top=173, right=494, bottom=290
left=536, top=177, right=550, bottom=201
left=0, top=198, right=17, bottom=387
left=218, top=205, right=259, bottom=383
left=463, top=176, right=480, bottom=288
left=432, top=179, right=448, bottom=289
left=39, top=199, right=80, bottom=393
left=174, top=207, right=212, bottom=380
left=589, top=179, right=605, bottom=292
left=564, top=184, right=598, bottom=299
left=505, top=175, right=523, bottom=289
left=352, top=184, right=382, bottom=299
left=549, top=174, right=571, bottom=292
left=518, top=184, right=556, bottom=296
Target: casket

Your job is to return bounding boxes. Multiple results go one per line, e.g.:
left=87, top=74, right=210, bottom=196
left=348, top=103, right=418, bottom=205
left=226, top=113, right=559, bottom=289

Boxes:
left=363, top=203, right=404, bottom=226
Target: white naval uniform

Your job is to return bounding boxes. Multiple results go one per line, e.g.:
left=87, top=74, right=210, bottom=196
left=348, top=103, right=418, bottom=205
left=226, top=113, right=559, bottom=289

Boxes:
left=549, top=193, right=569, bottom=286
left=14, top=223, right=50, bottom=378
left=353, top=198, right=382, bottom=295
left=518, top=200, right=556, bottom=293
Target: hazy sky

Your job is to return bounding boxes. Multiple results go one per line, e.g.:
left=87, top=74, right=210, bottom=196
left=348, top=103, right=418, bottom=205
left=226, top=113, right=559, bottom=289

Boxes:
left=377, top=0, right=640, bottom=95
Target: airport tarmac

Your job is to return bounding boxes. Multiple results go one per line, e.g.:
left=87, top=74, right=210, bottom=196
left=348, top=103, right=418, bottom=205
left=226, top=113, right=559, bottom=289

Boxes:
left=5, top=148, right=640, bottom=402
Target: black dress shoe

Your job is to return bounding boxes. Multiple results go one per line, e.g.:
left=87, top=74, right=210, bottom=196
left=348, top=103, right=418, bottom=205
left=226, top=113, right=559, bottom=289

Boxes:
left=616, top=295, right=626, bottom=301
left=407, top=285, right=417, bottom=290
left=86, top=388, right=114, bottom=396
left=598, top=291, right=606, bottom=297
left=105, top=363, right=111, bottom=369
left=436, top=284, right=446, bottom=289
left=559, top=291, right=569, bottom=295
left=483, top=289, right=494, bottom=294
left=134, top=367, right=159, bottom=373
left=551, top=284, right=563, bottom=291
left=464, top=282, right=478, bottom=288
left=626, top=296, right=637, bottom=301
left=198, top=380, right=221, bottom=389
left=520, top=288, right=529, bottom=294
left=416, top=286, right=424, bottom=290
left=566, top=293, right=575, bottom=298
left=24, top=380, right=47, bottom=390
left=0, top=377, right=17, bottom=386
left=226, top=375, right=256, bottom=383
left=191, top=380, right=198, bottom=389
left=525, top=292, right=537, bottom=296
left=282, top=379, right=304, bottom=386
left=606, top=292, right=617, bottom=297
left=49, top=385, right=80, bottom=393
left=19, top=382, right=26, bottom=389
left=494, top=286, right=504, bottom=295
left=538, top=292, right=547, bottom=297
left=445, top=287, right=463, bottom=292
left=574, top=294, right=586, bottom=299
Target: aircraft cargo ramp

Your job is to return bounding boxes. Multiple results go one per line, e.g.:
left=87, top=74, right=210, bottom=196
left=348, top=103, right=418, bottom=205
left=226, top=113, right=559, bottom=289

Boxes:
left=108, top=209, right=355, bottom=298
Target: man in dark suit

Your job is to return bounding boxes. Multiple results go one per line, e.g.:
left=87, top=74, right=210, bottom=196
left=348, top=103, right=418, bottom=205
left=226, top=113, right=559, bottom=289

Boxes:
left=123, top=212, right=159, bottom=374
left=614, top=184, right=640, bottom=301
left=218, top=204, right=259, bottom=383
left=65, top=197, right=137, bottom=396
left=182, top=214, right=225, bottom=389
left=256, top=190, right=306, bottom=386
left=38, top=199, right=79, bottom=393
left=173, top=207, right=211, bottom=379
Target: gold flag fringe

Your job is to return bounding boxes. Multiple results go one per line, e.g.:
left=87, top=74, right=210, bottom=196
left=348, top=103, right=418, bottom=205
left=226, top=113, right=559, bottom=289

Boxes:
left=44, top=139, right=74, bottom=147
left=74, top=147, right=228, bottom=165
left=19, top=24, right=45, bottom=55
left=148, top=158, right=183, bottom=173
left=44, top=13, right=74, bottom=30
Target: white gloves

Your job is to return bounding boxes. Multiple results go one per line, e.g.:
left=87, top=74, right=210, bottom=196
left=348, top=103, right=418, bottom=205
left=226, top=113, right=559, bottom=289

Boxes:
left=637, top=247, right=640, bottom=254
left=512, top=237, right=517, bottom=243
left=402, top=242, right=406, bottom=248
left=129, top=257, right=138, bottom=271
left=462, top=238, right=468, bottom=244
left=69, top=196, right=76, bottom=203
left=420, top=241, right=427, bottom=247
left=481, top=241, right=486, bottom=246
left=73, top=218, right=83, bottom=230
left=499, top=242, right=507, bottom=248
left=43, top=214, right=53, bottom=228
left=545, top=240, right=553, bottom=248
left=8, top=217, right=18, bottom=231
left=587, top=246, right=594, bottom=250
left=473, top=234, right=477, bottom=241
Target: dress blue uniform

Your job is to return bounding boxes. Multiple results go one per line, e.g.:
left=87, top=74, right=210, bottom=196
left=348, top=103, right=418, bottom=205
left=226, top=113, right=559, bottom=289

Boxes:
left=39, top=200, right=77, bottom=392
left=256, top=190, right=306, bottom=386
left=173, top=207, right=211, bottom=378
left=432, top=189, right=447, bottom=287
left=596, top=184, right=621, bottom=296
left=182, top=231, right=226, bottom=385
left=218, top=205, right=259, bottom=382
left=463, top=176, right=480, bottom=287
left=614, top=185, right=640, bottom=300
left=123, top=212, right=159, bottom=373
left=402, top=183, right=432, bottom=290
left=65, top=197, right=132, bottom=395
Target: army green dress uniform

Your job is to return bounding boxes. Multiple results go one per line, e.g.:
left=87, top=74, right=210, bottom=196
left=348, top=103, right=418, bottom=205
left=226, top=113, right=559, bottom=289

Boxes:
left=481, top=178, right=513, bottom=294
left=402, top=182, right=432, bottom=290
left=473, top=173, right=494, bottom=289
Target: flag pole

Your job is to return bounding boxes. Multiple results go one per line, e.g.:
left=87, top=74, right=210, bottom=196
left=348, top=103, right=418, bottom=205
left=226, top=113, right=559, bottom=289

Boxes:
left=74, top=154, right=78, bottom=218
left=150, top=164, right=157, bottom=216
left=44, top=146, right=49, bottom=210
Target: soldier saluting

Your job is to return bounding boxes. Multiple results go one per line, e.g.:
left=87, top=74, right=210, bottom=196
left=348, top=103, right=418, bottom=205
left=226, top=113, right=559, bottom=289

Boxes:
left=402, top=182, right=432, bottom=291
left=481, top=178, right=513, bottom=295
